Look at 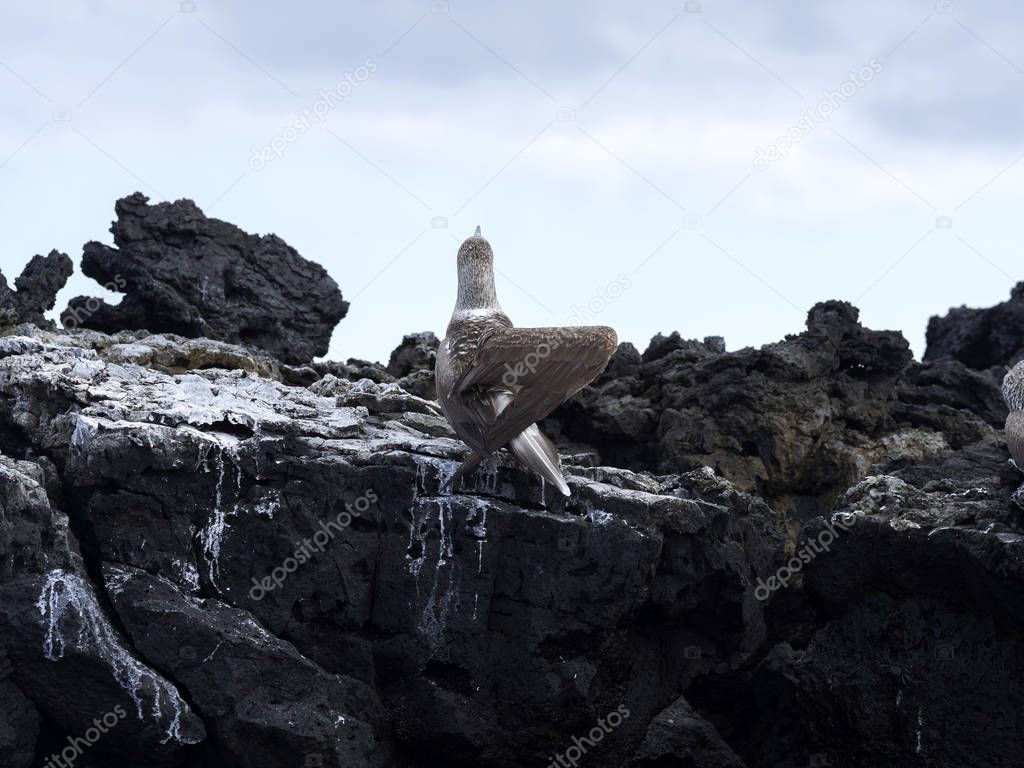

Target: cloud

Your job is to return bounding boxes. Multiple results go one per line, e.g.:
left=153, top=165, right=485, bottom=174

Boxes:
left=0, top=0, right=1020, bottom=362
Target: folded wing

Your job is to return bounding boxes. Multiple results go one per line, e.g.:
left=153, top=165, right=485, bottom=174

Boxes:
left=454, top=325, right=617, bottom=454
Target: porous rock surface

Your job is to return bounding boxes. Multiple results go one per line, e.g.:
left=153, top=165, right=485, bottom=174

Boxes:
left=314, top=330, right=439, bottom=400
left=0, top=300, right=1021, bottom=766
left=0, top=325, right=780, bottom=767
left=0, top=251, right=73, bottom=328
left=925, top=281, right=1024, bottom=372
left=547, top=300, right=1006, bottom=517
left=62, top=193, right=348, bottom=364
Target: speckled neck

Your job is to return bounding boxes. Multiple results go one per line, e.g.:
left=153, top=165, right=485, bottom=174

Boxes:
left=455, top=235, right=500, bottom=312
left=457, top=259, right=498, bottom=310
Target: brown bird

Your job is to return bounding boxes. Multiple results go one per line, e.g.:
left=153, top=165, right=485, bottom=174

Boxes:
left=435, top=227, right=617, bottom=496
left=1001, top=361, right=1024, bottom=507
left=1003, top=362, right=1024, bottom=468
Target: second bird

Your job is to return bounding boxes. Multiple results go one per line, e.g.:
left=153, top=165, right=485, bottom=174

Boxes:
left=435, top=227, right=618, bottom=496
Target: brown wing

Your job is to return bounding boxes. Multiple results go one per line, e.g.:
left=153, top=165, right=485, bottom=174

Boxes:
left=454, top=325, right=617, bottom=453
left=435, top=339, right=500, bottom=457
left=1007, top=411, right=1024, bottom=467
left=442, top=387, right=503, bottom=456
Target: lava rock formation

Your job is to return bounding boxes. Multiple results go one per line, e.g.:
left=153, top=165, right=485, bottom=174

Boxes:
left=62, top=193, right=348, bottom=364
left=0, top=250, right=73, bottom=328
left=925, top=281, right=1024, bottom=372
left=0, top=309, right=1018, bottom=767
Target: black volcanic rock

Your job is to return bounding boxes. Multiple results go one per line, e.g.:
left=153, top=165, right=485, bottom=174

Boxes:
left=61, top=193, right=348, bottom=364
left=0, top=251, right=73, bottom=328
left=925, top=282, right=1024, bottom=371
left=386, top=331, right=439, bottom=399
left=312, top=332, right=440, bottom=399
left=386, top=331, right=438, bottom=378
left=1, top=294, right=1023, bottom=765
left=0, top=452, right=205, bottom=767
left=771, top=463, right=1024, bottom=766
left=550, top=301, right=1005, bottom=518
left=0, top=650, right=39, bottom=766
left=629, top=694, right=744, bottom=767
left=0, top=325, right=782, bottom=767
left=678, top=434, right=1024, bottom=768
left=893, top=358, right=1006, bottom=446
left=104, top=565, right=386, bottom=767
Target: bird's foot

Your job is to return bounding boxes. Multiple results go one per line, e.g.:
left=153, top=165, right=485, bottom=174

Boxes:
left=1009, top=458, right=1022, bottom=473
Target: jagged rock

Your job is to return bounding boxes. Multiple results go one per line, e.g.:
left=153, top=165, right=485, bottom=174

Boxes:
left=0, top=454, right=206, bottom=764
left=893, top=358, right=1006, bottom=445
left=315, top=358, right=395, bottom=385
left=2, top=305, right=1023, bottom=766
left=768, top=459, right=1024, bottom=766
left=104, top=565, right=386, bottom=768
left=394, top=368, right=437, bottom=400
left=0, top=324, right=780, bottom=767
left=313, top=334, right=439, bottom=399
left=681, top=438, right=1024, bottom=767
left=61, top=193, right=348, bottom=364
left=0, top=251, right=73, bottom=328
left=2, top=324, right=317, bottom=386
left=309, top=374, right=447, bottom=419
left=629, top=694, right=745, bottom=767
left=387, top=332, right=439, bottom=379
left=551, top=301, right=1003, bottom=519
left=925, top=282, right=1024, bottom=371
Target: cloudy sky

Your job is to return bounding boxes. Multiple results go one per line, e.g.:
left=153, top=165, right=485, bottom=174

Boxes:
left=2, top=0, right=1022, bottom=361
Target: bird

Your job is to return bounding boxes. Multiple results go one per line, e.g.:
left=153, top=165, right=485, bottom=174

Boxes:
left=1001, top=361, right=1024, bottom=505
left=1003, top=362, right=1024, bottom=465
left=435, top=226, right=618, bottom=496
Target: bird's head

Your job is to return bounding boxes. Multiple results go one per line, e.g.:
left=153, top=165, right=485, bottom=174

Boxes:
left=457, top=226, right=494, bottom=269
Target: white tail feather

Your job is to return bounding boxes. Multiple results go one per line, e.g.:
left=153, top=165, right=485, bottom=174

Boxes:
left=509, top=424, right=570, bottom=496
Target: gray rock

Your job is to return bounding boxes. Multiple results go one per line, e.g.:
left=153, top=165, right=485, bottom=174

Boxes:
left=0, top=324, right=779, bottom=767
left=0, top=317, right=1022, bottom=767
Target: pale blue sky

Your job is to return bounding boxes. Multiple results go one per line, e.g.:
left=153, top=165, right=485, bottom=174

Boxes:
left=2, top=0, right=1022, bottom=362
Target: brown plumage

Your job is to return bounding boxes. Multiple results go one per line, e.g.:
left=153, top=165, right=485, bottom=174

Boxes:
left=1003, top=362, right=1024, bottom=469
left=435, top=228, right=617, bottom=496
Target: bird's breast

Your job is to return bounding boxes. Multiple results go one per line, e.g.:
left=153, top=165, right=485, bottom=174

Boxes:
left=438, top=313, right=511, bottom=393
